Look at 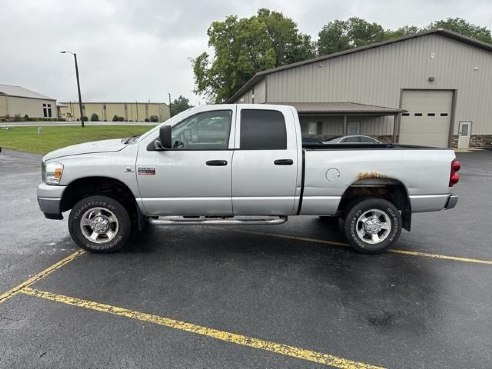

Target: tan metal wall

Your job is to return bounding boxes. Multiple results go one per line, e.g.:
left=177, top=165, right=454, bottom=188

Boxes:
left=59, top=102, right=170, bottom=122
left=0, top=96, right=56, bottom=118
left=238, top=34, right=492, bottom=136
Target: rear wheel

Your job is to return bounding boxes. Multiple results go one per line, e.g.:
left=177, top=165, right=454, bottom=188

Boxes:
left=344, top=198, right=401, bottom=254
left=69, top=195, right=132, bottom=253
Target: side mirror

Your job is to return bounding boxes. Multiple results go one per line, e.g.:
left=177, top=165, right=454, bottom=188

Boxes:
left=158, top=125, right=172, bottom=150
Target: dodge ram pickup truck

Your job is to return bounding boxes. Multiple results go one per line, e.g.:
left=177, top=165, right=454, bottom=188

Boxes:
left=38, top=104, right=460, bottom=254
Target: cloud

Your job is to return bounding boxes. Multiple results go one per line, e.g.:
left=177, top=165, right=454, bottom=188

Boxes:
left=1, top=0, right=490, bottom=106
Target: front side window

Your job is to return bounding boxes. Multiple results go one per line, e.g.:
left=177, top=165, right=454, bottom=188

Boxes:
left=240, top=109, right=287, bottom=150
left=171, top=110, right=232, bottom=150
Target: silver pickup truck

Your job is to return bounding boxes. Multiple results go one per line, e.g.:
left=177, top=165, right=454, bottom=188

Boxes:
left=38, top=104, right=460, bottom=254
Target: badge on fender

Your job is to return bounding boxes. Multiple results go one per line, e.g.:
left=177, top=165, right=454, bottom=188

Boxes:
left=138, top=167, right=156, bottom=175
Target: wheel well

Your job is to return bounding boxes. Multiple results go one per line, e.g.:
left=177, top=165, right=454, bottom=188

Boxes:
left=61, top=177, right=137, bottom=217
left=337, top=179, right=412, bottom=231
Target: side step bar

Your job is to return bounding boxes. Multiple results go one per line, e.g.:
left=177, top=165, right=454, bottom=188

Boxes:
left=149, top=215, right=288, bottom=225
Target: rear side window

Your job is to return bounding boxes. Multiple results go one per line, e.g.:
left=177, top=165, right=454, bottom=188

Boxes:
left=240, top=109, right=287, bottom=150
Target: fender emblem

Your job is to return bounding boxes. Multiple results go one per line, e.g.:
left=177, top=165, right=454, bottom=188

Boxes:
left=138, top=167, right=156, bottom=175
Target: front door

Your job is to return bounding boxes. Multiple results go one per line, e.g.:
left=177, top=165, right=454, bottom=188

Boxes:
left=136, top=109, right=235, bottom=216
left=457, top=121, right=472, bottom=149
left=231, top=106, right=300, bottom=215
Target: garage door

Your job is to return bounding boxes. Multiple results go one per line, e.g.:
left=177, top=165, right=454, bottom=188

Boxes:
left=399, top=90, right=453, bottom=147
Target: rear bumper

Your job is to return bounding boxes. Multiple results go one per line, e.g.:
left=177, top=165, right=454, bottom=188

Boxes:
left=444, top=194, right=459, bottom=209
left=37, top=183, right=66, bottom=219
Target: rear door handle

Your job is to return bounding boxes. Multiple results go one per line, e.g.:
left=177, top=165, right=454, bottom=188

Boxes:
left=274, top=159, right=294, bottom=165
left=206, top=160, right=228, bottom=166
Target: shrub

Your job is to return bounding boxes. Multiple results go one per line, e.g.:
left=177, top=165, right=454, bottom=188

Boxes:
left=112, top=115, right=119, bottom=122
left=90, top=113, right=99, bottom=121
left=149, top=115, right=159, bottom=122
left=118, top=116, right=124, bottom=121
left=24, top=114, right=29, bottom=120
left=144, top=118, right=149, bottom=122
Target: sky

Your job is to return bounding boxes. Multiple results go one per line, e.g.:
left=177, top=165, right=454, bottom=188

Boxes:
left=1, top=0, right=491, bottom=105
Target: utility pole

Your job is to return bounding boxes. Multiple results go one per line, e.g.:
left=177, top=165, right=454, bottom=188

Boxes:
left=61, top=51, right=85, bottom=128
left=168, top=93, right=172, bottom=117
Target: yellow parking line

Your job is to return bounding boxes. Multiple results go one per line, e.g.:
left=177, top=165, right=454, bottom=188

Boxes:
left=0, top=250, right=85, bottom=304
left=218, top=229, right=492, bottom=266
left=21, top=287, right=384, bottom=369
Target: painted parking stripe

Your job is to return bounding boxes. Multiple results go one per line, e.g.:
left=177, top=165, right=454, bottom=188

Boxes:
left=21, top=287, right=384, bottom=369
left=218, top=229, right=492, bottom=266
left=0, top=250, right=85, bottom=304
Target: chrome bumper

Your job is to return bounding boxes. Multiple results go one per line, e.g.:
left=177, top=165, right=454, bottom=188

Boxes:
left=37, top=183, right=66, bottom=219
left=445, top=195, right=459, bottom=209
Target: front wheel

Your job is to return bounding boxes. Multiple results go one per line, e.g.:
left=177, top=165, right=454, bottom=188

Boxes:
left=344, top=198, right=401, bottom=254
left=68, top=195, right=132, bottom=253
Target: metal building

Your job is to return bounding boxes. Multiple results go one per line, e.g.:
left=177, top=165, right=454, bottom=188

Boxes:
left=0, top=84, right=57, bottom=120
left=59, top=102, right=170, bottom=122
left=230, top=30, right=492, bottom=148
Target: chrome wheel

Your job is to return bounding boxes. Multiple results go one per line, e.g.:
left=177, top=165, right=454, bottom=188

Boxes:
left=355, top=209, right=392, bottom=245
left=80, top=207, right=119, bottom=244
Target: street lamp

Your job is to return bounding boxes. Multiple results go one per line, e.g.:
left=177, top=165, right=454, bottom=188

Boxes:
left=60, top=50, right=84, bottom=128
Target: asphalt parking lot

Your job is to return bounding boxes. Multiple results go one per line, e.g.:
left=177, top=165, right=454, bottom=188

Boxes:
left=0, top=149, right=491, bottom=369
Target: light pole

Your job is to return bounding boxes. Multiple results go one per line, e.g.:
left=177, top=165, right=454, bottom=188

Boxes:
left=61, top=50, right=84, bottom=128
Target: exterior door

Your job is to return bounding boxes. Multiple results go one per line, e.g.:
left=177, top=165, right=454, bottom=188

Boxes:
left=136, top=109, right=235, bottom=216
left=347, top=121, right=360, bottom=135
left=231, top=106, right=299, bottom=215
left=458, top=121, right=472, bottom=149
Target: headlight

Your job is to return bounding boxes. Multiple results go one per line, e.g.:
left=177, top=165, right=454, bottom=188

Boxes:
left=42, top=162, right=64, bottom=185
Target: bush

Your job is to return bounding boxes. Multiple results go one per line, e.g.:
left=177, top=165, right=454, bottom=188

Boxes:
left=149, top=115, right=159, bottom=122
left=118, top=116, right=125, bottom=121
left=112, top=115, right=119, bottom=122
left=24, top=114, right=29, bottom=120
left=144, top=118, right=149, bottom=122
left=90, top=113, right=99, bottom=121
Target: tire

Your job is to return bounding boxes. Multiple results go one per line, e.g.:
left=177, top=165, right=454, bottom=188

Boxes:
left=343, top=198, right=401, bottom=254
left=68, top=195, right=132, bottom=253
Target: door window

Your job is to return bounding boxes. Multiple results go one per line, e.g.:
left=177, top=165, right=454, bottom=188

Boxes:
left=171, top=110, right=232, bottom=150
left=240, top=109, right=287, bottom=150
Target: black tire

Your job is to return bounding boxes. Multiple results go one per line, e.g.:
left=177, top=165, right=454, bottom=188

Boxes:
left=343, top=198, right=401, bottom=254
left=69, top=195, right=132, bottom=253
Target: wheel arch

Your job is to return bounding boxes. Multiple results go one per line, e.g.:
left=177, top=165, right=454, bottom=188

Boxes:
left=60, top=176, right=138, bottom=216
left=337, top=178, right=412, bottom=231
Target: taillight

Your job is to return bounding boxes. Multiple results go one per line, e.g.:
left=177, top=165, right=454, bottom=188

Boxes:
left=449, top=159, right=461, bottom=187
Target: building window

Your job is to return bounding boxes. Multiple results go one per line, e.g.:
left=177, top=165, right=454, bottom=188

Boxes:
left=43, top=103, right=52, bottom=118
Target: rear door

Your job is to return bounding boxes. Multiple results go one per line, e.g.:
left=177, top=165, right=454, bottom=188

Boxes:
left=231, top=106, right=299, bottom=215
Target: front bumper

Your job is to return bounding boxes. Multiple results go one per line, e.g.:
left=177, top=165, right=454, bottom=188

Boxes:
left=444, top=194, right=459, bottom=209
left=37, top=183, right=67, bottom=219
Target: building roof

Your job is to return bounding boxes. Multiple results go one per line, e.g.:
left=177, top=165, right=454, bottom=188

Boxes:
left=270, top=102, right=405, bottom=115
left=0, top=83, right=55, bottom=101
left=60, top=101, right=167, bottom=105
left=228, top=29, right=492, bottom=103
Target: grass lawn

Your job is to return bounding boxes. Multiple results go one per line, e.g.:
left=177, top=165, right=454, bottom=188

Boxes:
left=0, top=125, right=156, bottom=154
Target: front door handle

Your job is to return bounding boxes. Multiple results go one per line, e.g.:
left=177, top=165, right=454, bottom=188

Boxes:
left=206, top=160, right=228, bottom=166
left=274, top=159, right=294, bottom=165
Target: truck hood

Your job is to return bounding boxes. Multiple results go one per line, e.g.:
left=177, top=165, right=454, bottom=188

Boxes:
left=43, top=139, right=127, bottom=161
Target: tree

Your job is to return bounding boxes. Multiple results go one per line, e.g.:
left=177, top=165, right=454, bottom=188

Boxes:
left=382, top=25, right=421, bottom=41
left=193, top=9, right=315, bottom=103
left=427, top=18, right=492, bottom=43
left=318, top=17, right=385, bottom=56
left=170, top=95, right=193, bottom=117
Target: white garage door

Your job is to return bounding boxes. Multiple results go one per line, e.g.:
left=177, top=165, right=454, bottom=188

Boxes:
left=399, top=90, right=453, bottom=147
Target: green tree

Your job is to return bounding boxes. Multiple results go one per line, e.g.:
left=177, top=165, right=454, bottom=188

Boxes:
left=427, top=18, right=492, bottom=43
left=318, top=17, right=386, bottom=56
left=382, top=25, right=421, bottom=41
left=170, top=95, right=193, bottom=116
left=193, top=9, right=315, bottom=103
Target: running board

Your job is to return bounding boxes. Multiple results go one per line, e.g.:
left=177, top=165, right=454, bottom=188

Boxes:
left=149, top=215, right=288, bottom=225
